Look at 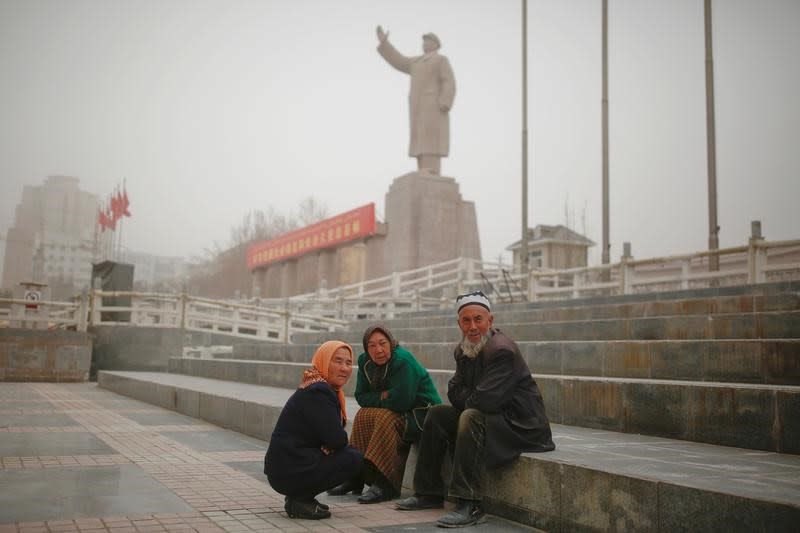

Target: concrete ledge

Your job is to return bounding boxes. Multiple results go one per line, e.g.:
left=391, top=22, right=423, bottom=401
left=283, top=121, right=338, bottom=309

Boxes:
left=392, top=280, right=800, bottom=319
left=540, top=375, right=800, bottom=454
left=358, top=291, right=800, bottom=330
left=0, top=328, right=91, bottom=382
left=98, top=370, right=800, bottom=532
left=167, top=358, right=800, bottom=453
left=228, top=339, right=800, bottom=386
left=292, top=310, right=800, bottom=344
left=97, top=370, right=359, bottom=440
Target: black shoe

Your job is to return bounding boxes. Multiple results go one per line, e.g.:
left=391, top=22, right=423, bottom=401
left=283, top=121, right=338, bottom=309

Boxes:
left=395, top=494, right=444, bottom=510
left=284, top=497, right=331, bottom=520
left=327, top=479, right=364, bottom=496
left=436, top=499, right=486, bottom=528
left=357, top=483, right=394, bottom=504
left=284, top=495, right=328, bottom=511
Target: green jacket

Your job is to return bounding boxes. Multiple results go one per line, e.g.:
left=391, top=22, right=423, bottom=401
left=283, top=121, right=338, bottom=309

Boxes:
left=354, top=345, right=442, bottom=412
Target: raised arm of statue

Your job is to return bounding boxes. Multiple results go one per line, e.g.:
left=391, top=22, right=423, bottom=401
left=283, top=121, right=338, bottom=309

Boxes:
left=376, top=25, right=389, bottom=43
left=376, top=25, right=412, bottom=74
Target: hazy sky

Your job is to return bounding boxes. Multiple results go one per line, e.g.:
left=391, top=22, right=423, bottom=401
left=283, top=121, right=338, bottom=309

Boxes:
left=1, top=0, right=798, bottom=268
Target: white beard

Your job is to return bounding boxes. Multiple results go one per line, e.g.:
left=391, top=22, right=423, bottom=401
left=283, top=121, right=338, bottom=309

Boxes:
left=460, top=333, right=490, bottom=359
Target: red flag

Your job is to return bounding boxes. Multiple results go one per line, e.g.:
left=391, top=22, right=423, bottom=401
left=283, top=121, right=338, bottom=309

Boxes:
left=110, top=190, right=122, bottom=222
left=121, top=187, right=131, bottom=217
left=97, top=208, right=108, bottom=231
left=105, top=204, right=116, bottom=231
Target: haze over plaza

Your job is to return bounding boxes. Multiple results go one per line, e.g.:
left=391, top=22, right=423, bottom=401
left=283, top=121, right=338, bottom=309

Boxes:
left=1, top=0, right=798, bottom=270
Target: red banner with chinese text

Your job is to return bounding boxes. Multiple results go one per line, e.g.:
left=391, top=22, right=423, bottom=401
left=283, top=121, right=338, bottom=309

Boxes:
left=247, top=203, right=376, bottom=270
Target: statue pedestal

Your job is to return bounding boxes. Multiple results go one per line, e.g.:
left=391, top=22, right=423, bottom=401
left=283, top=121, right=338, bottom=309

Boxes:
left=383, top=172, right=481, bottom=274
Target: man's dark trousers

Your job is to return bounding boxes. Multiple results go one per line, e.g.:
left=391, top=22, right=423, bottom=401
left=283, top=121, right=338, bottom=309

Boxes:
left=413, top=404, right=486, bottom=501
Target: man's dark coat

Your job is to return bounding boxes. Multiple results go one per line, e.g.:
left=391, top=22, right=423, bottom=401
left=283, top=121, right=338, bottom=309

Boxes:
left=448, top=328, right=555, bottom=467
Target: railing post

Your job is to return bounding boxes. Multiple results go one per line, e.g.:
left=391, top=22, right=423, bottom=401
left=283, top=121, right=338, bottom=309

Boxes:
left=391, top=272, right=401, bottom=297
left=179, top=293, right=187, bottom=330
left=414, top=288, right=421, bottom=311
left=681, top=259, right=690, bottom=290
left=283, top=298, right=291, bottom=343
left=336, top=295, right=345, bottom=320
left=747, top=220, right=765, bottom=284
left=621, top=242, right=633, bottom=295
left=528, top=270, right=537, bottom=301
left=89, top=289, right=98, bottom=326
left=78, top=288, right=89, bottom=332
left=572, top=273, right=582, bottom=298
left=465, top=258, right=476, bottom=285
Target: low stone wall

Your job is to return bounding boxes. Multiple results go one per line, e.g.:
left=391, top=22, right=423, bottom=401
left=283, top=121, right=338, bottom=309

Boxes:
left=90, top=326, right=268, bottom=378
left=0, top=329, right=92, bottom=382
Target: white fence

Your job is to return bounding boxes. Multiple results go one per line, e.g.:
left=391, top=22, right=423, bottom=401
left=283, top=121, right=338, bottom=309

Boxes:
left=3, top=234, right=798, bottom=339
left=528, top=237, right=800, bottom=301
left=0, top=290, right=347, bottom=343
left=0, top=296, right=85, bottom=330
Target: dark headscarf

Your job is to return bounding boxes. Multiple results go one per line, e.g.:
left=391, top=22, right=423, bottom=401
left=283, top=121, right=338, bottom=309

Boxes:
left=361, top=324, right=399, bottom=392
left=362, top=323, right=399, bottom=354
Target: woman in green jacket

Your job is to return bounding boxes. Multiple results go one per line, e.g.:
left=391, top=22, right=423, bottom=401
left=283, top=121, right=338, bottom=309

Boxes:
left=327, top=324, right=441, bottom=504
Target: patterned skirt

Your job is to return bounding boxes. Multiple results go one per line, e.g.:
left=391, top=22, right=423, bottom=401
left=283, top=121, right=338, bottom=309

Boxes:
left=349, top=407, right=410, bottom=493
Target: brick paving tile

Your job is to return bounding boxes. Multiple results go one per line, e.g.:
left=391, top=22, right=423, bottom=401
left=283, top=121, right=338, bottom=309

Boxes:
left=134, top=524, right=166, bottom=532
left=129, top=521, right=159, bottom=527
left=74, top=520, right=105, bottom=528
left=1, top=384, right=479, bottom=533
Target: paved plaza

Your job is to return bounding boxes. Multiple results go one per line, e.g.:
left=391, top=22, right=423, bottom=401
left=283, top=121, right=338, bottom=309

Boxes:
left=0, top=382, right=540, bottom=533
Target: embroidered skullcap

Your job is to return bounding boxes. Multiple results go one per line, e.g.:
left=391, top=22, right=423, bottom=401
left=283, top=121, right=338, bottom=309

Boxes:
left=456, top=290, right=491, bottom=314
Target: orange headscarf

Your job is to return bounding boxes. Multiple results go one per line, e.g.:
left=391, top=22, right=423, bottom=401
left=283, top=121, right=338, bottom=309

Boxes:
left=299, top=340, right=352, bottom=425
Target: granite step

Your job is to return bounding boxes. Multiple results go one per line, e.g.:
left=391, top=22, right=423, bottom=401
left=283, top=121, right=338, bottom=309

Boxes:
left=402, top=280, right=800, bottom=318
left=224, top=339, right=800, bottom=386
left=97, top=370, right=800, bottom=532
left=166, top=357, right=800, bottom=453
left=291, top=309, right=800, bottom=344
left=350, top=291, right=800, bottom=330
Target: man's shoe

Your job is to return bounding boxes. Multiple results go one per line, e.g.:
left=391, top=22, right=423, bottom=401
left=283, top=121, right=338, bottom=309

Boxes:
left=327, top=479, right=364, bottom=496
left=357, top=483, right=394, bottom=504
left=284, top=497, right=331, bottom=520
left=436, top=499, right=486, bottom=528
left=395, top=494, right=444, bottom=510
left=284, top=495, right=328, bottom=510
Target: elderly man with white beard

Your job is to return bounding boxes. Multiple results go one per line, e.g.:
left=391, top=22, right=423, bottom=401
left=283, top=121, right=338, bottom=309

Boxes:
left=395, top=291, right=555, bottom=528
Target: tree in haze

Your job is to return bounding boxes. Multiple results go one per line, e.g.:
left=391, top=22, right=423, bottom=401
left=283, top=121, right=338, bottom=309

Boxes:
left=184, top=197, right=329, bottom=298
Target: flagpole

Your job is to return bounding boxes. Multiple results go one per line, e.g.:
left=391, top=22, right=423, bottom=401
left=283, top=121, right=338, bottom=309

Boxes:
left=117, top=179, right=125, bottom=260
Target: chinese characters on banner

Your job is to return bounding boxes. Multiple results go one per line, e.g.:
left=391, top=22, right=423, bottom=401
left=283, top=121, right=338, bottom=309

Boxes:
left=246, top=203, right=376, bottom=270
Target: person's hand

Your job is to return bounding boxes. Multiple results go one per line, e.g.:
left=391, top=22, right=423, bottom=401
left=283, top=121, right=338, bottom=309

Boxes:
left=376, top=25, right=389, bottom=43
left=321, top=446, right=333, bottom=455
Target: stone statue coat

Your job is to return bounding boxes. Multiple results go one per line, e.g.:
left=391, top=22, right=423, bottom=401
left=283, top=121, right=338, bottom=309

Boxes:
left=377, top=40, right=456, bottom=158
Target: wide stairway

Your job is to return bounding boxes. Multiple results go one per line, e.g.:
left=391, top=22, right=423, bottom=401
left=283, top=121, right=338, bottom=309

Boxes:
left=99, top=281, right=800, bottom=532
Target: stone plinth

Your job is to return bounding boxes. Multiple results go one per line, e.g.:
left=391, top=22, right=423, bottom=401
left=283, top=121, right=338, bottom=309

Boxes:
left=384, top=172, right=481, bottom=273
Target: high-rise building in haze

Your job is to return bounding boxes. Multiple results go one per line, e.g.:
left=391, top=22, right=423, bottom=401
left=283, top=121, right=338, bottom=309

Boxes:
left=1, top=175, right=99, bottom=298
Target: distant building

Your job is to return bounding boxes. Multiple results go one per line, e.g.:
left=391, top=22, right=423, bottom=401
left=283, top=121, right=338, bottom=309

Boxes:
left=506, top=224, right=595, bottom=270
left=117, top=248, right=187, bottom=290
left=1, top=176, right=99, bottom=299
